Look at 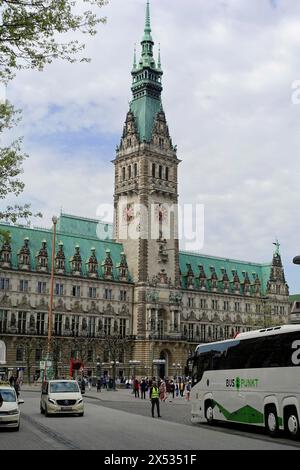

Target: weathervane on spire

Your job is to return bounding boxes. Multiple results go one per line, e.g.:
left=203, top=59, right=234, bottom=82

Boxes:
left=273, top=239, right=280, bottom=255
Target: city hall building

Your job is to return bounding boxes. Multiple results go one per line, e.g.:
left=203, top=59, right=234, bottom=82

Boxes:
left=0, top=2, right=290, bottom=381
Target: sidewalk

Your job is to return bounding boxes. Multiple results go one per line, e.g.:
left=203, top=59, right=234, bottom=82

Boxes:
left=20, top=384, right=190, bottom=405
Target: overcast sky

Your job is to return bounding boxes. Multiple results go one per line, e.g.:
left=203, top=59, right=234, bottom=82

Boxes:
left=3, top=0, right=300, bottom=293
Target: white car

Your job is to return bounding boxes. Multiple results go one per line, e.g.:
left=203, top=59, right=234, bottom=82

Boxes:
left=0, top=384, right=24, bottom=431
left=40, top=380, right=84, bottom=417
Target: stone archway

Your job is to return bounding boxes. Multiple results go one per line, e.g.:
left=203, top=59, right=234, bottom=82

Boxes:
left=159, top=349, right=172, bottom=379
left=0, top=340, right=6, bottom=364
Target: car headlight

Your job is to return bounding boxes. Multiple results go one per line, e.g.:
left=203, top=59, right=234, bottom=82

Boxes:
left=7, top=408, right=19, bottom=415
left=48, top=398, right=56, bottom=405
left=77, top=399, right=83, bottom=404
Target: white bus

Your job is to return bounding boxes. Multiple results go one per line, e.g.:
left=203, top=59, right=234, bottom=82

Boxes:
left=187, top=324, right=300, bottom=439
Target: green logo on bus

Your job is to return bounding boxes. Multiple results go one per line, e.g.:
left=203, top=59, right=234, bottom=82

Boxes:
left=226, top=377, right=259, bottom=389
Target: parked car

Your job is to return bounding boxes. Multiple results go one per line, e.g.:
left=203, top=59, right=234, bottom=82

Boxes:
left=0, top=383, right=24, bottom=431
left=40, top=380, right=84, bottom=417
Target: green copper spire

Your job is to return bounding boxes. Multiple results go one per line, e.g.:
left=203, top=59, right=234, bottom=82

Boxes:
left=143, top=0, right=152, bottom=41
left=130, top=0, right=163, bottom=142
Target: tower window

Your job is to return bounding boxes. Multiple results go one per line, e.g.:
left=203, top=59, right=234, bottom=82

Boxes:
left=128, top=165, right=132, bottom=179
left=152, top=163, right=156, bottom=177
left=159, top=138, right=164, bottom=148
left=159, top=165, right=162, bottom=179
left=134, top=163, right=138, bottom=177
left=165, top=167, right=169, bottom=181
left=122, top=167, right=126, bottom=181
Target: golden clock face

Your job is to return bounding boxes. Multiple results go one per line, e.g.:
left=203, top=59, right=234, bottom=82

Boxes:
left=155, top=203, right=168, bottom=222
left=123, top=204, right=135, bottom=223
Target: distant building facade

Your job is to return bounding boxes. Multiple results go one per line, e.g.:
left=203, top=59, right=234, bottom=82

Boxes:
left=0, top=2, right=290, bottom=381
left=289, top=295, right=300, bottom=324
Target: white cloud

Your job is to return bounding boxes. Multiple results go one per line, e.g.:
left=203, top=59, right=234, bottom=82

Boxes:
left=3, top=0, right=300, bottom=292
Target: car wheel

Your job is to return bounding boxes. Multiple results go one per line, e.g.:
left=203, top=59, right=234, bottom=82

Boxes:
left=40, top=404, right=44, bottom=414
left=285, top=408, right=300, bottom=440
left=44, top=406, right=49, bottom=417
left=265, top=406, right=279, bottom=437
left=205, top=401, right=214, bottom=425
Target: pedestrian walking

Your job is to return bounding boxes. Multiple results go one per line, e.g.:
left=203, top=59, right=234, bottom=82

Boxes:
left=185, top=381, right=191, bottom=401
left=159, top=380, right=166, bottom=402
left=88, top=377, right=92, bottom=391
left=140, top=379, right=147, bottom=399
left=133, top=378, right=140, bottom=398
left=149, top=381, right=161, bottom=418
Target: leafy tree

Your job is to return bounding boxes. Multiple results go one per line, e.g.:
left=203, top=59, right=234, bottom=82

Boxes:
left=15, top=336, right=43, bottom=384
left=0, top=0, right=107, bottom=83
left=0, top=0, right=107, bottom=229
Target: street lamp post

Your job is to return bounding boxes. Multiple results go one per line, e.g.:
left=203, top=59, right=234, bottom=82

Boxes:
left=45, top=216, right=57, bottom=382
left=96, top=358, right=101, bottom=379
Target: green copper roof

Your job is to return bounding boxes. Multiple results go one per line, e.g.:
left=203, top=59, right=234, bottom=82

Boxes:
left=179, top=251, right=272, bottom=295
left=57, top=213, right=113, bottom=240
left=289, top=294, right=300, bottom=302
left=0, top=216, right=131, bottom=281
left=130, top=0, right=163, bottom=143
left=130, top=97, right=162, bottom=142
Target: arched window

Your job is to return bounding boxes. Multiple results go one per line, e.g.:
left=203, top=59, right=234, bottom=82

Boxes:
left=128, top=165, right=132, bottom=179
left=152, top=163, right=156, bottom=177
left=134, top=163, right=138, bottom=177
left=159, top=165, right=162, bottom=179
left=165, top=167, right=169, bottom=181
left=122, top=167, right=126, bottom=181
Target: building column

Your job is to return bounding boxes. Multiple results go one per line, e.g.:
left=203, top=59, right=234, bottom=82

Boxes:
left=155, top=310, right=158, bottom=332
left=177, top=311, right=181, bottom=332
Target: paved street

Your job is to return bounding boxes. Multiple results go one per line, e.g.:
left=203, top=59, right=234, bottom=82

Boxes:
left=0, top=386, right=299, bottom=450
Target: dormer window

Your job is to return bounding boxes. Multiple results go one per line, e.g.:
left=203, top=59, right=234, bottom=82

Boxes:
left=55, top=241, right=65, bottom=273
left=102, top=249, right=113, bottom=279
left=36, top=240, right=48, bottom=272
left=0, top=240, right=12, bottom=268
left=118, top=252, right=128, bottom=280
left=18, top=238, right=30, bottom=270
left=87, top=248, right=98, bottom=278
left=70, top=245, right=82, bottom=275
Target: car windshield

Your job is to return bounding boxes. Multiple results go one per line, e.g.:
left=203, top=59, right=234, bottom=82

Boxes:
left=50, top=382, right=79, bottom=393
left=0, top=390, right=16, bottom=402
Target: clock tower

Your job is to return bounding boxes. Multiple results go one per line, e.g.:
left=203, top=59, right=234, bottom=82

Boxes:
left=113, top=1, right=180, bottom=290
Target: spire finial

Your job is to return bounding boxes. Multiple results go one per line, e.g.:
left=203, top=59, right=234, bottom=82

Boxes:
left=143, top=0, right=152, bottom=42
left=273, top=238, right=280, bottom=255
left=145, top=0, right=151, bottom=33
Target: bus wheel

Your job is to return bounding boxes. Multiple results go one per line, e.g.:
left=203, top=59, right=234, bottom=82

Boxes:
left=285, top=408, right=300, bottom=440
left=265, top=406, right=278, bottom=437
left=205, top=401, right=214, bottom=425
